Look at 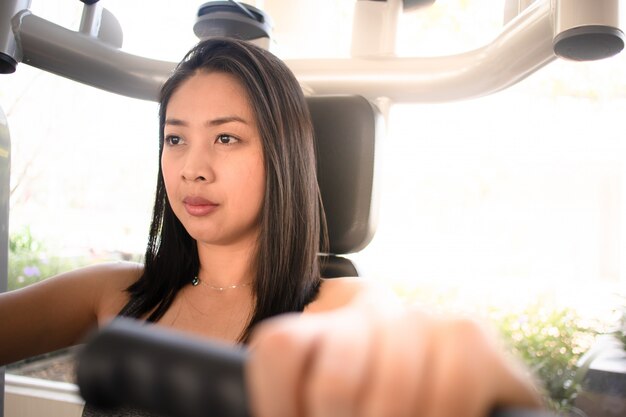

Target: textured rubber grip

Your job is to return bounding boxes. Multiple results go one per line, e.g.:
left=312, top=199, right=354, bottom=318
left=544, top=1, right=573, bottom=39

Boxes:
left=77, top=318, right=249, bottom=417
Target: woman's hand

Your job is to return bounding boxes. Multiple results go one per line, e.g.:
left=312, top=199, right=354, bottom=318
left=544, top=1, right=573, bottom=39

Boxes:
left=246, top=306, right=543, bottom=417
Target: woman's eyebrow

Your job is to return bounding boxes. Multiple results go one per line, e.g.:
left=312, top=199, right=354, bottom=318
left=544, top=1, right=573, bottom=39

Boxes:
left=206, top=115, right=249, bottom=127
left=164, top=118, right=187, bottom=126
left=164, top=116, right=249, bottom=127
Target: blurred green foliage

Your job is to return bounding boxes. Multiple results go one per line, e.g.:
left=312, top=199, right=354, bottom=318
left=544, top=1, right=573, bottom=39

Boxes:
left=9, top=226, right=96, bottom=290
left=490, top=303, right=597, bottom=414
left=393, top=285, right=602, bottom=414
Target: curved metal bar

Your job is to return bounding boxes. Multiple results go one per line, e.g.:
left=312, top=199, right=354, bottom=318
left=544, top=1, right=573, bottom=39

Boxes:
left=16, top=11, right=174, bottom=101
left=288, top=1, right=556, bottom=102
left=13, top=2, right=556, bottom=103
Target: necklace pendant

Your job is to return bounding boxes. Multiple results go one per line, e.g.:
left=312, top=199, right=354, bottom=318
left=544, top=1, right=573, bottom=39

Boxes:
left=191, top=276, right=251, bottom=291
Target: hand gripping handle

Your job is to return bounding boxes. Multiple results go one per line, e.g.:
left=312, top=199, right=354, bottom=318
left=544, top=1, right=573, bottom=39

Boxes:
left=77, top=318, right=555, bottom=417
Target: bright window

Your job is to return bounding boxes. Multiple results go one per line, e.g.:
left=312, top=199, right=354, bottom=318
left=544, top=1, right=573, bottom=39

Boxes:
left=2, top=0, right=625, bottom=316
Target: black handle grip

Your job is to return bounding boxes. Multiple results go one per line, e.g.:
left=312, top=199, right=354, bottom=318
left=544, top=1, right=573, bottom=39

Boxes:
left=77, top=318, right=249, bottom=417
left=77, top=318, right=555, bottom=417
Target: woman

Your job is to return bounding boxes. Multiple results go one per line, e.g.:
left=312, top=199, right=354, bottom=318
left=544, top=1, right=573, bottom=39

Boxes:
left=0, top=38, right=542, bottom=417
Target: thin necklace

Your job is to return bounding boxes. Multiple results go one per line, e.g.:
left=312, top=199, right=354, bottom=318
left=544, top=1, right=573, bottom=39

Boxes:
left=191, top=276, right=251, bottom=291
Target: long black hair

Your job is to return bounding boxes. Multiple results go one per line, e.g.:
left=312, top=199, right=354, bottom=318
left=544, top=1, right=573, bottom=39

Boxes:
left=120, top=38, right=327, bottom=342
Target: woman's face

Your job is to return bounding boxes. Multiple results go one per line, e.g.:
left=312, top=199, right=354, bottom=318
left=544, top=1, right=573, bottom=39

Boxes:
left=162, top=71, right=265, bottom=247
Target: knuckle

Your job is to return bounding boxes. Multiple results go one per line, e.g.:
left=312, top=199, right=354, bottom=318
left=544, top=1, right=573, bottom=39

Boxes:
left=362, top=390, right=407, bottom=417
left=258, top=326, right=301, bottom=353
left=308, top=366, right=355, bottom=405
left=251, top=321, right=306, bottom=361
left=443, top=317, right=487, bottom=344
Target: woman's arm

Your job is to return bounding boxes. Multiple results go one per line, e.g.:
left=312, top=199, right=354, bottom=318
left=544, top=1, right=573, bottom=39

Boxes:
left=0, top=262, right=140, bottom=366
left=247, top=278, right=543, bottom=417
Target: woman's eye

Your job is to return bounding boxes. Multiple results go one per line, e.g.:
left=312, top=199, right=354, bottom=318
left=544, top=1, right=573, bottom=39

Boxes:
left=216, top=134, right=238, bottom=145
left=165, top=135, right=182, bottom=145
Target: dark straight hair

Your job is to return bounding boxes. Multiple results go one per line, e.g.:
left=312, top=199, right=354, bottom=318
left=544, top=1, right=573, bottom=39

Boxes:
left=120, top=37, right=328, bottom=342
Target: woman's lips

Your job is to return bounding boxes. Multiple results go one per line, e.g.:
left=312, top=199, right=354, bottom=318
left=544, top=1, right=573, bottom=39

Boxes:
left=183, top=196, right=219, bottom=216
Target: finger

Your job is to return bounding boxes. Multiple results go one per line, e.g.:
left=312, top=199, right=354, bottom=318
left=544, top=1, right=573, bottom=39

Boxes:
left=245, top=314, right=323, bottom=417
left=441, top=321, right=543, bottom=415
left=490, top=350, right=544, bottom=411
left=360, top=309, right=434, bottom=417
left=304, top=310, right=375, bottom=417
left=426, top=318, right=502, bottom=417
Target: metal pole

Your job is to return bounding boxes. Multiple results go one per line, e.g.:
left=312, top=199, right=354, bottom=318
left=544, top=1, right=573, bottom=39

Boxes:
left=0, top=105, right=11, bottom=417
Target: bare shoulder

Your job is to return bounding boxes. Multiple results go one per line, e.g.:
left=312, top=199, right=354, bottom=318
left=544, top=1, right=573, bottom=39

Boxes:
left=29, top=261, right=143, bottom=324
left=83, top=261, right=143, bottom=287
left=304, top=277, right=399, bottom=314
left=4, top=261, right=141, bottom=302
left=58, top=261, right=142, bottom=284
left=0, top=262, right=143, bottom=364
left=53, top=261, right=142, bottom=299
left=83, top=262, right=143, bottom=323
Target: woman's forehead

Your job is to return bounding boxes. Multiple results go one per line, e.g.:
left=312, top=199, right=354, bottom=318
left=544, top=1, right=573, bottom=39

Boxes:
left=166, top=72, right=256, bottom=122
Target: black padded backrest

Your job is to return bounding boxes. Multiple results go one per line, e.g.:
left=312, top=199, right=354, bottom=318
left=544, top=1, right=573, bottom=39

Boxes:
left=307, top=95, right=381, bottom=259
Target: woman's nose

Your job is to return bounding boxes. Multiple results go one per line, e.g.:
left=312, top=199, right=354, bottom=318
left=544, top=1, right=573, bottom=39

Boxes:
left=181, top=150, right=214, bottom=182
